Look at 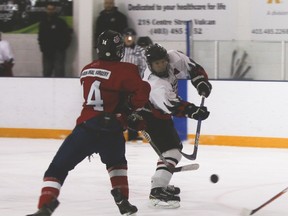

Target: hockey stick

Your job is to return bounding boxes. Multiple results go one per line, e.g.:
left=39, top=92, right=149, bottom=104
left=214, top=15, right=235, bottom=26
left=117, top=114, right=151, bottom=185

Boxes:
left=248, top=186, right=288, bottom=215
left=141, top=130, right=199, bottom=173
left=180, top=96, right=205, bottom=160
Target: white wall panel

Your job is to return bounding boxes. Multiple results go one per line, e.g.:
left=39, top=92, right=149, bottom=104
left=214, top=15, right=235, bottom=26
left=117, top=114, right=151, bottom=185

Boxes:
left=1, top=78, right=288, bottom=139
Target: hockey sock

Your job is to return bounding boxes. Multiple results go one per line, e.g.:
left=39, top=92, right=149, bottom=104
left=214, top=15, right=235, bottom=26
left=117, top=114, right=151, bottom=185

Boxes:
left=151, top=167, right=173, bottom=189
left=37, top=177, right=61, bottom=209
left=151, top=149, right=181, bottom=189
left=108, top=164, right=129, bottom=199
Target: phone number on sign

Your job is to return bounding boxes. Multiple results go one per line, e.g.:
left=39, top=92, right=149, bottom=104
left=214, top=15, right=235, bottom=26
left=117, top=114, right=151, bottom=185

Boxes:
left=252, top=28, right=288, bottom=34
left=149, top=28, right=203, bottom=35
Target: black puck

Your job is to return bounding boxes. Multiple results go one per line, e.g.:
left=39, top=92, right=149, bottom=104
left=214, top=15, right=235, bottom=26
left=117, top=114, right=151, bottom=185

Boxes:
left=210, top=174, right=219, bottom=183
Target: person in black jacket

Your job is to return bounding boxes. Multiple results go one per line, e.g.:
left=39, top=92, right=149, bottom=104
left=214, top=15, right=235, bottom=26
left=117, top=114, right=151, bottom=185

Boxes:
left=95, top=0, right=128, bottom=44
left=38, top=2, right=72, bottom=77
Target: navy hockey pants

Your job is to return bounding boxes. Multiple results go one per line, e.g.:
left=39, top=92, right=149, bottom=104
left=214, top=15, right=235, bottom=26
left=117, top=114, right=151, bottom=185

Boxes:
left=44, top=121, right=127, bottom=185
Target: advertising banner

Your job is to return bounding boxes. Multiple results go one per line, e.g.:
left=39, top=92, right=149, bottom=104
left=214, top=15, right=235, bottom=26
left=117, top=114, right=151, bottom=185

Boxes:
left=0, top=0, right=72, bottom=33
left=251, top=0, right=288, bottom=41
left=124, top=0, right=237, bottom=41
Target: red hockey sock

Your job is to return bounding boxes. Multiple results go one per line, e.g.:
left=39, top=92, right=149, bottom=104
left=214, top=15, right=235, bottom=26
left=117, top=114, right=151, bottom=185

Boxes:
left=108, top=165, right=129, bottom=198
left=37, top=177, right=61, bottom=209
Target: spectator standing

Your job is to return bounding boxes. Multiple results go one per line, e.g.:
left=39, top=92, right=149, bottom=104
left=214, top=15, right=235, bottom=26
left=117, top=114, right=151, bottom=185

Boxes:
left=121, top=27, right=147, bottom=142
left=38, top=2, right=71, bottom=77
left=95, top=0, right=128, bottom=42
left=0, top=32, right=14, bottom=77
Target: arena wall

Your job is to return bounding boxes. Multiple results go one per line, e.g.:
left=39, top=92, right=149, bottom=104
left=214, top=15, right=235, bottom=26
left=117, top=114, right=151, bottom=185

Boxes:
left=1, top=78, right=287, bottom=148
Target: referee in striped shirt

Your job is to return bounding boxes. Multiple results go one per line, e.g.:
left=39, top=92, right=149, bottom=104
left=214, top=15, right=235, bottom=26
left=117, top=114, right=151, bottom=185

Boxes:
left=121, top=28, right=147, bottom=141
left=121, top=28, right=147, bottom=79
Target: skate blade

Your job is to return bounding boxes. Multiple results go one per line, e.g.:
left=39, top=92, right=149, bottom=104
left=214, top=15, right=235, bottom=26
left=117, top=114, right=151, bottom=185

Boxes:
left=149, top=199, right=180, bottom=209
left=123, top=212, right=137, bottom=216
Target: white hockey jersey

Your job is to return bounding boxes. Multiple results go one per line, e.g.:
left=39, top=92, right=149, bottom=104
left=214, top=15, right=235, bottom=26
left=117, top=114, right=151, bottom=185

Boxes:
left=143, top=50, right=196, bottom=115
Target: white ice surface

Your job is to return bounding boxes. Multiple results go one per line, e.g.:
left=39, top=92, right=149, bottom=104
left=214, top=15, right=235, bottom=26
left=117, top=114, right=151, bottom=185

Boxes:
left=0, top=138, right=288, bottom=216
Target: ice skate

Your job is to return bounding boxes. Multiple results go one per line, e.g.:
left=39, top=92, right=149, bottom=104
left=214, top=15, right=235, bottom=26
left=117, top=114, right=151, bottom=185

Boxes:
left=149, top=187, right=180, bottom=209
left=166, top=185, right=181, bottom=195
left=111, top=188, right=138, bottom=215
left=26, top=199, right=59, bottom=216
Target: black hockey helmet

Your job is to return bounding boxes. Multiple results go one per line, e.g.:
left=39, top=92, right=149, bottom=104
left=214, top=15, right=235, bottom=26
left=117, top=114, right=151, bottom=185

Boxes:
left=145, top=43, right=169, bottom=77
left=97, top=30, right=124, bottom=61
left=137, top=36, right=153, bottom=48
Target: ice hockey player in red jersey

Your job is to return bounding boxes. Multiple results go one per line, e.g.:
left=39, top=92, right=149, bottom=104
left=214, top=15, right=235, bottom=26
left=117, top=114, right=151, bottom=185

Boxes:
left=26, top=30, right=150, bottom=216
left=129, top=43, right=212, bottom=208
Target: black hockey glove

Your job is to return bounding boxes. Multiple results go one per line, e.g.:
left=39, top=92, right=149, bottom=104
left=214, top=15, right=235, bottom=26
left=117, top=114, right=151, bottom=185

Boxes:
left=184, top=104, right=210, bottom=120
left=191, top=75, right=212, bottom=98
left=188, top=63, right=212, bottom=97
left=117, top=93, right=134, bottom=116
left=127, top=112, right=146, bottom=131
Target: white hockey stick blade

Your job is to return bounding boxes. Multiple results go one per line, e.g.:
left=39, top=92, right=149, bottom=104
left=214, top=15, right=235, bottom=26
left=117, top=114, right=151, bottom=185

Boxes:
left=240, top=208, right=252, bottom=216
left=174, top=163, right=199, bottom=172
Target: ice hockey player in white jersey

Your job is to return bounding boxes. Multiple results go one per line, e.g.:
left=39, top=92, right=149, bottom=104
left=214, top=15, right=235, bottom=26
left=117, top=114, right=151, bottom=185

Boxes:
left=129, top=43, right=212, bottom=209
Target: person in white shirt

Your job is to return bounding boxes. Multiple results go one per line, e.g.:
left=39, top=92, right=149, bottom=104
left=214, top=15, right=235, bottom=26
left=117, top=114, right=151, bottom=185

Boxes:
left=0, top=32, right=14, bottom=77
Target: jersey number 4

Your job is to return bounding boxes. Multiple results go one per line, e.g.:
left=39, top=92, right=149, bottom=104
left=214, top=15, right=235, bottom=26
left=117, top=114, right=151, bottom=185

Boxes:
left=85, top=80, right=104, bottom=111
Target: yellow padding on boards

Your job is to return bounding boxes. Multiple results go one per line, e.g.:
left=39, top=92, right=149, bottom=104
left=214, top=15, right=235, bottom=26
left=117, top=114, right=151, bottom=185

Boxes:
left=0, top=128, right=71, bottom=139
left=188, top=134, right=288, bottom=148
left=0, top=128, right=288, bottom=148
